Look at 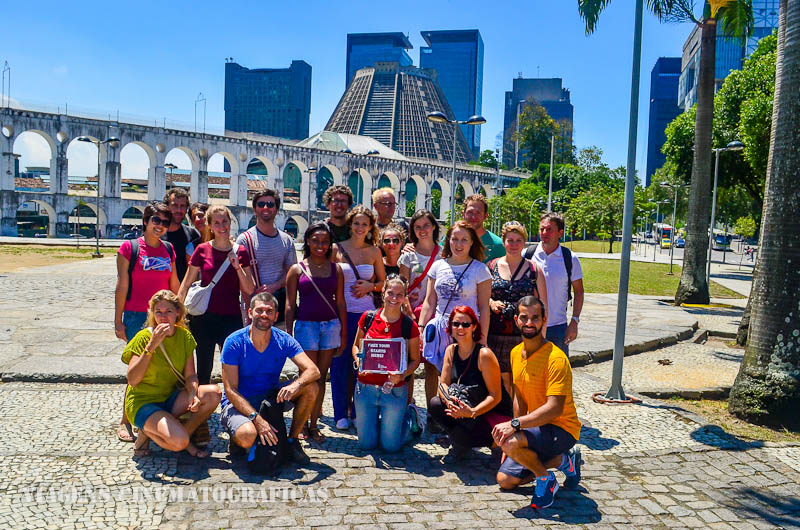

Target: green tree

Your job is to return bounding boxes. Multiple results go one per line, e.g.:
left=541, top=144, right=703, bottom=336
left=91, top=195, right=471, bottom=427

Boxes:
left=729, top=0, right=800, bottom=428
left=469, top=149, right=505, bottom=169
left=512, top=103, right=574, bottom=169
left=733, top=215, right=757, bottom=240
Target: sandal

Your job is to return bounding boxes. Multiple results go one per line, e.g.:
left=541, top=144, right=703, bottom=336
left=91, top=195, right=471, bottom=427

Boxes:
left=308, top=427, right=326, bottom=444
left=298, top=424, right=310, bottom=441
left=190, top=421, right=211, bottom=448
left=117, top=423, right=135, bottom=443
left=133, top=435, right=151, bottom=457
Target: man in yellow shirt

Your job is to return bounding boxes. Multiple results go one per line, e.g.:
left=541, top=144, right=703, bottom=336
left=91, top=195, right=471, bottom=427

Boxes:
left=492, top=296, right=582, bottom=509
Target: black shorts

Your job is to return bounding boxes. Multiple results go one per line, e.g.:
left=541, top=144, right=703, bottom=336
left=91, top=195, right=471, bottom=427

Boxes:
left=498, top=424, right=576, bottom=479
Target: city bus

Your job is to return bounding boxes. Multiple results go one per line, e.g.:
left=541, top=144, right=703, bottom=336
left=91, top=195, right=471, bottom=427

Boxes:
left=653, top=223, right=673, bottom=248
left=712, top=230, right=733, bottom=251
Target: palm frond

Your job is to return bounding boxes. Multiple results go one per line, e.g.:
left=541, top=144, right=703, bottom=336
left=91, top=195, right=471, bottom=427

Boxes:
left=577, top=0, right=613, bottom=35
left=718, top=0, right=754, bottom=37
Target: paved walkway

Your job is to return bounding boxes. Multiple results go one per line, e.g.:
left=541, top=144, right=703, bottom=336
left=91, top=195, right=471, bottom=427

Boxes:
left=0, top=259, right=698, bottom=383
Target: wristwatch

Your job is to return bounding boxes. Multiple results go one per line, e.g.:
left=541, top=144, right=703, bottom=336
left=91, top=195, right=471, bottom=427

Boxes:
left=572, top=316, right=580, bottom=324
left=247, top=411, right=258, bottom=422
left=511, top=418, right=521, bottom=432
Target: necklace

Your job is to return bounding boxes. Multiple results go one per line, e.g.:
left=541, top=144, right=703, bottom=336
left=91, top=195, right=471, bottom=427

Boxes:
left=380, top=309, right=401, bottom=333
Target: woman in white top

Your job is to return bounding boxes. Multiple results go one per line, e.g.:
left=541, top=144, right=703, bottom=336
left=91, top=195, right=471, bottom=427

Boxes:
left=329, top=206, right=386, bottom=430
left=418, top=220, right=491, bottom=420
left=398, top=209, right=441, bottom=316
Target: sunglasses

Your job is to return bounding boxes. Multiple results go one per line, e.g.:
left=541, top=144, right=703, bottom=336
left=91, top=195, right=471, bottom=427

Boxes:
left=257, top=201, right=276, bottom=209
left=382, top=238, right=401, bottom=245
left=149, top=217, right=169, bottom=226
left=451, top=321, right=473, bottom=328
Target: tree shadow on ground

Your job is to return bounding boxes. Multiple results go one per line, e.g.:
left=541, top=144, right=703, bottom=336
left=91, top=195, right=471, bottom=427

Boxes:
left=723, top=487, right=800, bottom=528
left=228, top=456, right=337, bottom=485
left=577, top=419, right=620, bottom=451
left=509, top=486, right=602, bottom=524
left=690, top=424, right=764, bottom=451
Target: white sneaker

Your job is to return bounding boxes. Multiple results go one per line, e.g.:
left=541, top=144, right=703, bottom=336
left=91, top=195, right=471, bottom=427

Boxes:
left=335, top=418, right=350, bottom=430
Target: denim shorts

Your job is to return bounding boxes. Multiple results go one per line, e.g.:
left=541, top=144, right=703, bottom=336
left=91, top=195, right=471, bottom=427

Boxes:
left=293, top=318, right=341, bottom=351
left=498, top=424, right=577, bottom=479
left=133, top=389, right=181, bottom=430
left=122, top=311, right=148, bottom=343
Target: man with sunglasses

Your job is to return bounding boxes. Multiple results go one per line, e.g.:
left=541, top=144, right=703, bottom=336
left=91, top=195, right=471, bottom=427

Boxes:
left=236, top=189, right=297, bottom=323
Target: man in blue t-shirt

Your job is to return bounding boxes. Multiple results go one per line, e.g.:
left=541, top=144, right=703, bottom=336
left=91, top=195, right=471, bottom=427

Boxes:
left=220, top=292, right=320, bottom=464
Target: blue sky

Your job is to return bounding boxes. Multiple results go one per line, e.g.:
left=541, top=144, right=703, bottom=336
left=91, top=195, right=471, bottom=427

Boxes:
left=6, top=0, right=695, bottom=177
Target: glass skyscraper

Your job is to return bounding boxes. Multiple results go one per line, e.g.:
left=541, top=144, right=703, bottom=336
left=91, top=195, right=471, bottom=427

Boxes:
left=345, top=33, right=413, bottom=88
left=419, top=30, right=484, bottom=157
left=224, top=60, right=311, bottom=140
left=645, top=57, right=682, bottom=187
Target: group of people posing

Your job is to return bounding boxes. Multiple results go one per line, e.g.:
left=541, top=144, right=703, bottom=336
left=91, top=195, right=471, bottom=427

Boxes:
left=113, top=185, right=586, bottom=509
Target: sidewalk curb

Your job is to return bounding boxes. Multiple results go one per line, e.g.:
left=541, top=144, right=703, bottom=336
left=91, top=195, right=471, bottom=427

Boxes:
left=568, top=325, right=697, bottom=368
left=637, top=386, right=731, bottom=400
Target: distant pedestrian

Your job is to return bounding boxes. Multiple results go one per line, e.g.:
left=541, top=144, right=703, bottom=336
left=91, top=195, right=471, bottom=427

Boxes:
left=114, top=202, right=179, bottom=443
left=163, top=187, right=201, bottom=282
left=462, top=194, right=504, bottom=263
left=323, top=185, right=353, bottom=243
left=523, top=213, right=584, bottom=355
left=285, top=222, right=347, bottom=443
left=236, top=189, right=297, bottom=323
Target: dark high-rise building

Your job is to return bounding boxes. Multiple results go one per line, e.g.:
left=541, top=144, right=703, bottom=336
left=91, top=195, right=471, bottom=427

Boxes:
left=326, top=62, right=474, bottom=163
left=419, top=29, right=484, bottom=157
left=502, top=77, right=573, bottom=168
left=646, top=57, right=682, bottom=187
left=346, top=33, right=413, bottom=88
left=224, top=60, right=311, bottom=140
left=677, top=0, right=778, bottom=110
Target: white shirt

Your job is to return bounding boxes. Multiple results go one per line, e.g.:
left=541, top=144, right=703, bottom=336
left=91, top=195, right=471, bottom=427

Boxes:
left=427, top=259, right=492, bottom=319
left=532, top=244, right=583, bottom=326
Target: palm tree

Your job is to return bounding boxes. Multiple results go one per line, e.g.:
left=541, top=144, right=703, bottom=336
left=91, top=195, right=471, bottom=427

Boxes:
left=729, top=0, right=800, bottom=428
left=577, top=1, right=753, bottom=305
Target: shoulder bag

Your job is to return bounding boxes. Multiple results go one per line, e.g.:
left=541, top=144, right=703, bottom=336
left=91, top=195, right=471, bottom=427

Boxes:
left=298, top=262, right=339, bottom=320
left=184, top=243, right=239, bottom=316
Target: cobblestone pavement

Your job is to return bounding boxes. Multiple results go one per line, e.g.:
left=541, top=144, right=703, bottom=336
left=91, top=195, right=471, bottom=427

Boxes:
left=576, top=338, right=744, bottom=398
left=1, top=377, right=798, bottom=529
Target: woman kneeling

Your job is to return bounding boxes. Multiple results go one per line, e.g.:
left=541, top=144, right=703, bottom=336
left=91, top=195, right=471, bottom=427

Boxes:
left=124, top=290, right=222, bottom=457
left=352, top=275, right=423, bottom=452
left=429, top=305, right=511, bottom=459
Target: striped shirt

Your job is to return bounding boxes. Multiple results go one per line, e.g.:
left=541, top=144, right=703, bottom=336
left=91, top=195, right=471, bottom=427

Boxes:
left=236, top=226, right=297, bottom=286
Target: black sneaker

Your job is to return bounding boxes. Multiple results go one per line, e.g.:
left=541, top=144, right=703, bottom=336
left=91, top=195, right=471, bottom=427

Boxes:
left=228, top=438, right=246, bottom=458
left=427, top=416, right=444, bottom=434
left=287, top=439, right=310, bottom=465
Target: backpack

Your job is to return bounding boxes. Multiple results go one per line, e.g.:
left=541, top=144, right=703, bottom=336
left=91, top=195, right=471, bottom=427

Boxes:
left=361, top=309, right=414, bottom=339
left=126, top=238, right=175, bottom=300
left=246, top=393, right=289, bottom=475
left=523, top=243, right=573, bottom=301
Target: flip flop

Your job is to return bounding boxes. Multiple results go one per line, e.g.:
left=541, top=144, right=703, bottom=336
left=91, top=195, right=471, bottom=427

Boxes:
left=298, top=425, right=310, bottom=441
left=117, top=423, right=135, bottom=443
left=308, top=427, right=326, bottom=444
left=133, top=436, right=150, bottom=457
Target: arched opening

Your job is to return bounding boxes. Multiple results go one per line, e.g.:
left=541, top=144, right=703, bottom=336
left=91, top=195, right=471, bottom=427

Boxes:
left=13, top=131, right=55, bottom=193
left=377, top=174, right=391, bottom=189
left=433, top=177, right=452, bottom=221
left=481, top=183, right=494, bottom=198
left=121, top=206, right=144, bottom=238
left=377, top=171, right=400, bottom=193
left=405, top=179, right=417, bottom=218
left=348, top=169, right=373, bottom=206
left=66, top=137, right=101, bottom=194
left=283, top=163, right=302, bottom=205
left=431, top=181, right=442, bottom=219
left=164, top=148, right=194, bottom=196
left=208, top=152, right=236, bottom=201
left=69, top=201, right=99, bottom=238
left=16, top=199, right=54, bottom=236
left=246, top=156, right=278, bottom=204
left=317, top=167, right=334, bottom=209
left=120, top=143, right=153, bottom=196
left=284, top=217, right=299, bottom=239
left=407, top=175, right=427, bottom=216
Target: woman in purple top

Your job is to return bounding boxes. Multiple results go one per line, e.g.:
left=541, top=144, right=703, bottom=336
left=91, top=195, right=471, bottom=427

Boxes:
left=286, top=222, right=347, bottom=443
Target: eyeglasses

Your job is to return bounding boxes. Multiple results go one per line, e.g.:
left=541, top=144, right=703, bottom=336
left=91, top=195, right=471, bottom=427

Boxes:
left=330, top=198, right=349, bottom=205
left=376, top=201, right=396, bottom=206
left=256, top=201, right=276, bottom=209
left=382, top=238, right=401, bottom=245
left=451, top=321, right=473, bottom=328
left=149, top=217, right=169, bottom=226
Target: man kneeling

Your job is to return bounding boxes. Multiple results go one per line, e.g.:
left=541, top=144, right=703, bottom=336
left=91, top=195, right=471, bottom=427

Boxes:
left=221, top=292, right=320, bottom=465
left=492, top=296, right=582, bottom=509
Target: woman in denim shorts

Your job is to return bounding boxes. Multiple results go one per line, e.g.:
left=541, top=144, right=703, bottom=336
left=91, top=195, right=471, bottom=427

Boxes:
left=285, top=222, right=347, bottom=443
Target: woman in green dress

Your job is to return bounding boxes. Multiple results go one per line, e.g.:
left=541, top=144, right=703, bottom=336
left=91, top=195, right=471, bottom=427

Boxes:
left=123, top=290, right=221, bottom=457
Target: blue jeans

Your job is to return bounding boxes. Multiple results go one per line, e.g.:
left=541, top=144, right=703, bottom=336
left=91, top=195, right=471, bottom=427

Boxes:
left=354, top=382, right=412, bottom=452
left=123, top=311, right=148, bottom=343
left=330, top=312, right=363, bottom=421
left=547, top=323, right=569, bottom=356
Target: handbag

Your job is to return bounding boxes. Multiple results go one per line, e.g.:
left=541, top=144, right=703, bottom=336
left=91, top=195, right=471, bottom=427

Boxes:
left=338, top=244, right=376, bottom=310
left=446, top=344, right=487, bottom=408
left=184, top=243, right=239, bottom=316
left=247, top=390, right=289, bottom=475
left=422, top=260, right=474, bottom=370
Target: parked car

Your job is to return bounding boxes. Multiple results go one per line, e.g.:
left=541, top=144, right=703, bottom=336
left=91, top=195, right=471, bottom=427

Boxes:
left=675, top=237, right=685, bottom=248
left=33, top=233, right=48, bottom=238
left=645, top=231, right=653, bottom=239
left=660, top=237, right=671, bottom=249
left=122, top=232, right=139, bottom=239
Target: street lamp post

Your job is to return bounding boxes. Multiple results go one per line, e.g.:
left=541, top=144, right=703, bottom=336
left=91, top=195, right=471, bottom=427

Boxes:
left=708, top=141, right=744, bottom=279
left=306, top=166, right=318, bottom=224
left=76, top=136, right=119, bottom=257
left=527, top=197, right=545, bottom=237
left=653, top=200, right=669, bottom=261
left=426, top=111, right=486, bottom=226
left=547, top=135, right=555, bottom=211
left=660, top=183, right=688, bottom=275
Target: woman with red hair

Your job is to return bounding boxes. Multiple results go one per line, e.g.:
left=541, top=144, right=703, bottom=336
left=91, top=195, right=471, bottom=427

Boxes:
left=428, top=305, right=510, bottom=460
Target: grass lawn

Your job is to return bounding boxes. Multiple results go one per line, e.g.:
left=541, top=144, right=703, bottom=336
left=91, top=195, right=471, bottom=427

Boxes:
left=669, top=397, right=800, bottom=443
left=0, top=244, right=109, bottom=272
left=581, top=258, right=744, bottom=298
left=564, top=240, right=623, bottom=253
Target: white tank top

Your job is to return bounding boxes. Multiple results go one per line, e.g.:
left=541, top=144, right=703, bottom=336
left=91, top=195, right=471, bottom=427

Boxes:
left=340, top=262, right=376, bottom=313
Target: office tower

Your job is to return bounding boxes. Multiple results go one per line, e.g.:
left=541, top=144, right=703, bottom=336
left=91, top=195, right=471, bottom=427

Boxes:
left=502, top=77, right=573, bottom=168
left=224, top=60, right=311, bottom=140
left=346, top=33, right=413, bottom=88
left=678, top=1, right=778, bottom=110
left=419, top=29, right=484, bottom=157
left=326, top=62, right=474, bottom=163
left=646, top=57, right=682, bottom=187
